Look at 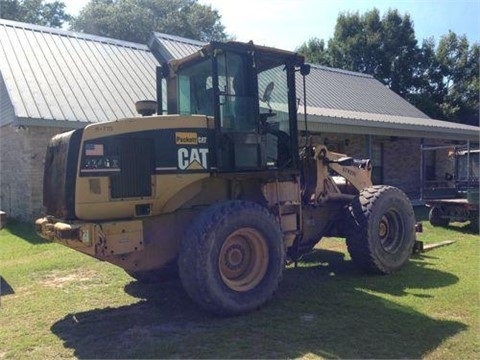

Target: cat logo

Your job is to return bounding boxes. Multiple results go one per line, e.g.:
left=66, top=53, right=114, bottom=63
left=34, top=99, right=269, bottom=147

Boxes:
left=178, top=148, right=209, bottom=170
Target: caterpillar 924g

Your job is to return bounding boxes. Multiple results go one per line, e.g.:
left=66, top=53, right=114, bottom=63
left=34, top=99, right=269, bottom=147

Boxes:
left=36, top=41, right=416, bottom=315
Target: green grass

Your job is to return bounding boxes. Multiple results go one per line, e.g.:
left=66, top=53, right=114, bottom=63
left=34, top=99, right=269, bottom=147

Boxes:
left=0, top=210, right=478, bottom=359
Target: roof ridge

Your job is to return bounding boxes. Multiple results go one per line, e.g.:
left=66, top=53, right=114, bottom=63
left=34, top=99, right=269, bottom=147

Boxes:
left=308, top=63, right=374, bottom=79
left=0, top=18, right=149, bottom=50
left=152, top=32, right=206, bottom=46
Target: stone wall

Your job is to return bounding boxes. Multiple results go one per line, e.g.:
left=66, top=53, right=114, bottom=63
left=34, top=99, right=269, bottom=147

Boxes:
left=0, top=125, right=66, bottom=221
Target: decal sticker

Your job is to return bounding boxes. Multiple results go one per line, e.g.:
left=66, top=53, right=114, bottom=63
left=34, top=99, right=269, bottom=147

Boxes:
left=81, top=156, right=120, bottom=174
left=176, top=132, right=198, bottom=145
left=85, top=143, right=104, bottom=156
left=177, top=148, right=209, bottom=170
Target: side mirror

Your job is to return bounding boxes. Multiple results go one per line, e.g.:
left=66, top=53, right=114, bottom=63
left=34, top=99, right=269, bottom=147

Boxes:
left=300, top=64, right=311, bottom=76
left=262, top=82, right=274, bottom=102
left=261, top=82, right=274, bottom=109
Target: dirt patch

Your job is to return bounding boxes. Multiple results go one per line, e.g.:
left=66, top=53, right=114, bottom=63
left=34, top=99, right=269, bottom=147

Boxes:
left=40, top=268, right=98, bottom=288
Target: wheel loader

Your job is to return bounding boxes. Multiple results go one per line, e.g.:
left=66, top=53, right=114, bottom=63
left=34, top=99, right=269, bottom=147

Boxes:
left=35, top=40, right=416, bottom=315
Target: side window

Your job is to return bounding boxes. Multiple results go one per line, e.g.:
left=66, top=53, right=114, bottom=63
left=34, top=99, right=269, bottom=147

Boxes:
left=217, top=52, right=257, bottom=131
left=257, top=66, right=289, bottom=133
left=177, top=60, right=213, bottom=116
left=257, top=65, right=291, bottom=168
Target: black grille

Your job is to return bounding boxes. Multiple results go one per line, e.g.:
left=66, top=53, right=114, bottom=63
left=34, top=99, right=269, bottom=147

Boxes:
left=110, top=138, right=154, bottom=199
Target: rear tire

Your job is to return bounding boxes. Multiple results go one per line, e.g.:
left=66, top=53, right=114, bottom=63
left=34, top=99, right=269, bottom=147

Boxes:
left=178, top=200, right=284, bottom=315
left=346, top=185, right=416, bottom=274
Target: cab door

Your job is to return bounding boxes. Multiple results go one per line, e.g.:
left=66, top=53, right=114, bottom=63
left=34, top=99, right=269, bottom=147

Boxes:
left=214, top=50, right=263, bottom=170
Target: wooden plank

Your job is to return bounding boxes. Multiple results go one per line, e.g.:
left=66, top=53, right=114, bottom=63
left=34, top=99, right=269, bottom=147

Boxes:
left=422, top=240, right=456, bottom=252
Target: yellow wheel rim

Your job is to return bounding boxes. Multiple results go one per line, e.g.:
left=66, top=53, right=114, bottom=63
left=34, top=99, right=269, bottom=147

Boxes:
left=218, top=228, right=269, bottom=292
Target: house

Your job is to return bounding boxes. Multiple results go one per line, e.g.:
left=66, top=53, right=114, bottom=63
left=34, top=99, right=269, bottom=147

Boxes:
left=0, top=19, right=158, bottom=220
left=0, top=19, right=478, bottom=220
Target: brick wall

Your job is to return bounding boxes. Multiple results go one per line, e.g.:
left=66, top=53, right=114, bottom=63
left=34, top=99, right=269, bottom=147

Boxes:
left=0, top=125, right=30, bottom=219
left=382, top=137, right=422, bottom=196
left=302, top=133, right=423, bottom=198
left=0, top=125, right=67, bottom=221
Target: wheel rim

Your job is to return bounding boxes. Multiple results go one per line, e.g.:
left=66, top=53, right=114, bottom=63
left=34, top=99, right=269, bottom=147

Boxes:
left=219, top=228, right=269, bottom=292
left=378, top=210, right=405, bottom=254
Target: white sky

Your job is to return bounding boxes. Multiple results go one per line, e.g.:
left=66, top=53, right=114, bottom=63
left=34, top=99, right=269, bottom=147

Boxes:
left=64, top=0, right=480, bottom=51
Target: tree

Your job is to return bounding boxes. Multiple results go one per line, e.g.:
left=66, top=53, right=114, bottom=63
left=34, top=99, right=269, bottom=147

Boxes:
left=323, top=9, right=419, bottom=98
left=0, top=0, right=71, bottom=27
left=436, top=31, right=479, bottom=126
left=70, top=0, right=227, bottom=44
left=406, top=38, right=445, bottom=120
left=296, top=37, right=330, bottom=66
left=296, top=9, right=479, bottom=126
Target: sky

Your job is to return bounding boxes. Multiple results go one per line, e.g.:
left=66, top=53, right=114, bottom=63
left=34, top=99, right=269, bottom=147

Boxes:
left=64, top=0, right=480, bottom=51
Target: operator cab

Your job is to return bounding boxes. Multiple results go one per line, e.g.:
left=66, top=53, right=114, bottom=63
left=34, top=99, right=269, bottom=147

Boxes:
left=161, top=41, right=306, bottom=172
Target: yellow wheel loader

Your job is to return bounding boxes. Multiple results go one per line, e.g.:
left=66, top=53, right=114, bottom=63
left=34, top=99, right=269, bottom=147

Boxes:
left=36, top=41, right=416, bottom=315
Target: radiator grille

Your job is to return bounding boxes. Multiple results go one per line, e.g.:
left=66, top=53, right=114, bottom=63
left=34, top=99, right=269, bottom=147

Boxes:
left=111, top=138, right=153, bottom=199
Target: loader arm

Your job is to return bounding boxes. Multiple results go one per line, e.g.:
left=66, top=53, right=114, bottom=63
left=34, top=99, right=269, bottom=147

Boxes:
left=322, top=149, right=373, bottom=191
left=303, top=145, right=373, bottom=204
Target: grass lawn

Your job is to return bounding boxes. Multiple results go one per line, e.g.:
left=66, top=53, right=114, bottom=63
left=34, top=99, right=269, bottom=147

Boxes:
left=0, top=208, right=478, bottom=359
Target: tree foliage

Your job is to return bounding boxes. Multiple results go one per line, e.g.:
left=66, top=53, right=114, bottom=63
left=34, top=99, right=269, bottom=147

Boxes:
left=70, top=0, right=227, bottom=44
left=297, top=9, right=479, bottom=126
left=436, top=32, right=479, bottom=126
left=0, top=0, right=70, bottom=27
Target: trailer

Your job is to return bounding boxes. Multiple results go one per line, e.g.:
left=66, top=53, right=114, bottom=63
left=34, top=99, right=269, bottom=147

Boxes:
left=421, top=144, right=479, bottom=232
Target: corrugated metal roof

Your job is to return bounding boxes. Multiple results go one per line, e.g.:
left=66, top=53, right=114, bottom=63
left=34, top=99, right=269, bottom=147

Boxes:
left=298, top=64, right=430, bottom=118
left=149, top=32, right=204, bottom=63
left=0, top=19, right=159, bottom=126
left=298, top=108, right=479, bottom=141
left=294, top=64, right=479, bottom=140
left=1, top=24, right=477, bottom=140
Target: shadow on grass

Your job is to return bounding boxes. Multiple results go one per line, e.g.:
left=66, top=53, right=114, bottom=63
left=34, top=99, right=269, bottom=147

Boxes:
left=443, top=222, right=479, bottom=235
left=0, top=276, right=15, bottom=296
left=3, top=220, right=47, bottom=245
left=50, top=249, right=466, bottom=359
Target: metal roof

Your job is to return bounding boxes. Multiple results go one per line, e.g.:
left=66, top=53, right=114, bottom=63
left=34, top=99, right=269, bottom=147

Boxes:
left=0, top=19, right=159, bottom=127
left=299, top=64, right=429, bottom=118
left=149, top=32, right=204, bottom=63
left=296, top=65, right=479, bottom=141
left=299, top=108, right=479, bottom=141
left=1, top=24, right=477, bottom=140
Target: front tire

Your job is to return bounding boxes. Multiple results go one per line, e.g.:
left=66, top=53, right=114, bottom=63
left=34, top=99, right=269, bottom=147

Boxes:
left=346, top=185, right=416, bottom=274
left=178, top=201, right=284, bottom=315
